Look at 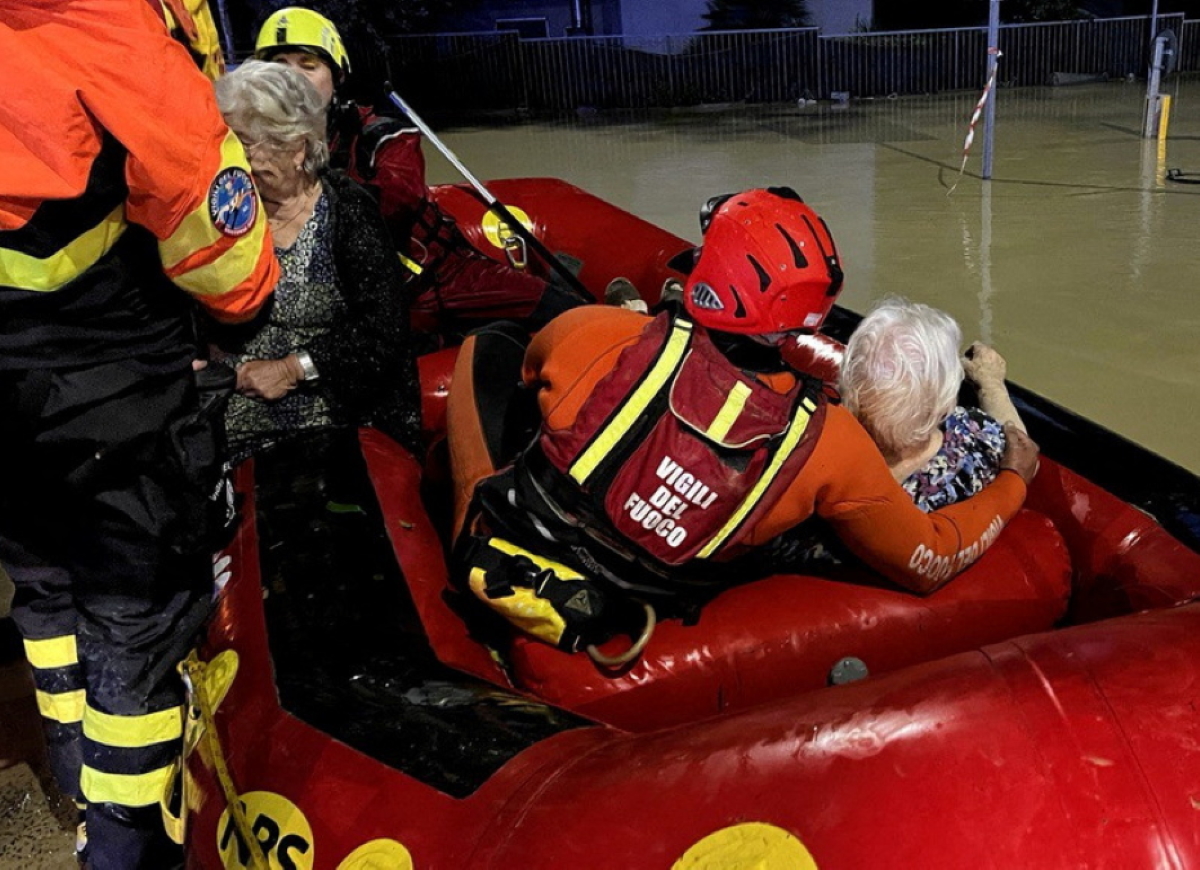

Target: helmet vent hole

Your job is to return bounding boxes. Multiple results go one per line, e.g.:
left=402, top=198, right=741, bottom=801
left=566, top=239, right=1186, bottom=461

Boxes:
left=746, top=254, right=772, bottom=294
left=729, top=286, right=747, bottom=318
left=776, top=225, right=809, bottom=269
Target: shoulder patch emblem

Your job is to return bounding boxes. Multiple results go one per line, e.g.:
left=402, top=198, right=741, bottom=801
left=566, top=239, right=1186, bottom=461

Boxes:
left=208, top=167, right=258, bottom=237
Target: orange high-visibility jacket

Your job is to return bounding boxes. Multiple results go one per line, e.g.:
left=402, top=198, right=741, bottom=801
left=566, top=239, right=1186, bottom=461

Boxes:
left=0, top=0, right=277, bottom=368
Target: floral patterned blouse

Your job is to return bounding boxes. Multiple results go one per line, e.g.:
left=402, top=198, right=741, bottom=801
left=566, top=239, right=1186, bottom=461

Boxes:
left=224, top=192, right=341, bottom=461
left=902, top=406, right=1007, bottom=512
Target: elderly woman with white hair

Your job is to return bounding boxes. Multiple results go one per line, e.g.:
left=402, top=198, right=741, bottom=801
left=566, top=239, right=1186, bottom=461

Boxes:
left=840, top=298, right=1026, bottom=512
left=210, top=60, right=420, bottom=459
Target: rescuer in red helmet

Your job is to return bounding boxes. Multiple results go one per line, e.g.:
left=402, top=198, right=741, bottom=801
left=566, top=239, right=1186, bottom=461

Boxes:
left=446, top=188, right=1039, bottom=655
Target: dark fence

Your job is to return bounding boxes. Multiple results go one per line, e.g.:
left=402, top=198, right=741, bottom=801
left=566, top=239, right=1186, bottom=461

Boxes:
left=385, top=15, right=1189, bottom=117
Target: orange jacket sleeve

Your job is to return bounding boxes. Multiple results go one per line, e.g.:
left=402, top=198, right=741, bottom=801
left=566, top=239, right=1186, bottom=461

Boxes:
left=753, top=405, right=1027, bottom=593
left=62, top=0, right=277, bottom=323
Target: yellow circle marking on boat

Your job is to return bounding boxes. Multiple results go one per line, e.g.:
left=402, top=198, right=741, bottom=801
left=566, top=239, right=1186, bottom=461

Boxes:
left=672, top=822, right=818, bottom=870
left=217, top=791, right=314, bottom=870
left=336, top=839, right=414, bottom=869
left=481, top=205, right=532, bottom=249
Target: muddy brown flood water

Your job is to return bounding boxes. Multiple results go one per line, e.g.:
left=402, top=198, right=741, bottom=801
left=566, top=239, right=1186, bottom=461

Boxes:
left=434, top=78, right=1200, bottom=474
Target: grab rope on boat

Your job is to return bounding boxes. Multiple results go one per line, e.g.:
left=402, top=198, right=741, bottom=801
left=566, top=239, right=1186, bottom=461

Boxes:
left=181, top=653, right=270, bottom=870
left=948, top=49, right=1002, bottom=196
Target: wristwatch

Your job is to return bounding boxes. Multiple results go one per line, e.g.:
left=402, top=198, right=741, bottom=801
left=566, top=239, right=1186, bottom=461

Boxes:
left=296, top=350, right=319, bottom=383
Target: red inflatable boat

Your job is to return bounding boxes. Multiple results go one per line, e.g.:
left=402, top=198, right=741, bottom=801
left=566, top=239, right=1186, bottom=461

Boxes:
left=182, top=180, right=1200, bottom=870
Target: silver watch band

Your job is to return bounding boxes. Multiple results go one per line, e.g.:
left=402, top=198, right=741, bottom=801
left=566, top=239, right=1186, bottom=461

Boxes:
left=296, top=350, right=319, bottom=383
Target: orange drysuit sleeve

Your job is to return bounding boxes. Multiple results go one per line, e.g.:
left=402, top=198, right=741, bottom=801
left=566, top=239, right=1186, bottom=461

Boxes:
left=751, top=404, right=1026, bottom=593
left=523, top=306, right=1027, bottom=593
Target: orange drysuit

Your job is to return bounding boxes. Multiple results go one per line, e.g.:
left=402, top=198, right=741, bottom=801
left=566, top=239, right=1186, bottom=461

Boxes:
left=452, top=306, right=1027, bottom=594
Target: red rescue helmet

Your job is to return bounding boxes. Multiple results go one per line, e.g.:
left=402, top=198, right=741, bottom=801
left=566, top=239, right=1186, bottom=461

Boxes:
left=683, top=187, right=844, bottom=337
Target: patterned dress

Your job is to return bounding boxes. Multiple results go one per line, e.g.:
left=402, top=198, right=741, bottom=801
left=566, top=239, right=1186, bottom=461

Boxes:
left=902, top=406, right=1007, bottom=512
left=224, top=192, right=345, bottom=460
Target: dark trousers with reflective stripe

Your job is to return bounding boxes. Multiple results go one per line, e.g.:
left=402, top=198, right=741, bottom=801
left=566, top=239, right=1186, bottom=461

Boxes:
left=0, top=358, right=212, bottom=870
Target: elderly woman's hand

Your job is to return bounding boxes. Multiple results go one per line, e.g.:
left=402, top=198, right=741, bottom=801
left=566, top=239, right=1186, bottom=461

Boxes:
left=236, top=356, right=303, bottom=401
left=963, top=342, right=1007, bottom=387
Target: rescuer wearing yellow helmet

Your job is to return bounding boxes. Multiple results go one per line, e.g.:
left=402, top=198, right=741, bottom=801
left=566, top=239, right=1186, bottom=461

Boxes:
left=254, top=7, right=584, bottom=336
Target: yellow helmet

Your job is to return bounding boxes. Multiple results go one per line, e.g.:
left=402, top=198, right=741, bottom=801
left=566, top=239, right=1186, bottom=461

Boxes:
left=255, top=7, right=350, bottom=82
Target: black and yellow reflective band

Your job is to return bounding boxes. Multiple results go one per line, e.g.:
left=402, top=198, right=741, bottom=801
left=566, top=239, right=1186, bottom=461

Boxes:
left=36, top=689, right=85, bottom=724
left=698, top=395, right=819, bottom=559
left=704, top=381, right=753, bottom=444
left=161, top=131, right=266, bottom=297
left=80, top=763, right=174, bottom=808
left=83, top=704, right=183, bottom=749
left=569, top=319, right=694, bottom=485
left=0, top=205, right=126, bottom=292
left=23, top=634, right=79, bottom=670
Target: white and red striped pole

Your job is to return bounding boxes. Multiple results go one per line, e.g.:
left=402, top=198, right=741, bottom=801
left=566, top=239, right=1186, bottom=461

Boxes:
left=949, top=2, right=1002, bottom=194
left=948, top=50, right=1000, bottom=194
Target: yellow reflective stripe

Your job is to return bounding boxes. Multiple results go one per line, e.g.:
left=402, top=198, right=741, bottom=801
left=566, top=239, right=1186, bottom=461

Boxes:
left=489, top=537, right=583, bottom=580
left=169, top=208, right=268, bottom=299
left=80, top=764, right=173, bottom=808
left=698, top=396, right=818, bottom=559
left=36, top=689, right=85, bottom=724
left=23, top=635, right=78, bottom=670
left=704, top=381, right=752, bottom=443
left=569, top=320, right=693, bottom=484
left=397, top=252, right=423, bottom=275
left=160, top=131, right=248, bottom=270
left=0, top=206, right=126, bottom=292
left=83, top=705, right=182, bottom=749
left=161, top=131, right=265, bottom=298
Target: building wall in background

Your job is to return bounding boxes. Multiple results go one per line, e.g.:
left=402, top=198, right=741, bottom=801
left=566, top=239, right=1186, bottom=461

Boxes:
left=445, top=0, right=621, bottom=36
left=620, top=0, right=706, bottom=36
left=443, top=0, right=874, bottom=36
left=808, top=0, right=872, bottom=34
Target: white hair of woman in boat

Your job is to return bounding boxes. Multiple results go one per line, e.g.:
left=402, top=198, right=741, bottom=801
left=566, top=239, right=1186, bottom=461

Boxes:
left=215, top=60, right=329, bottom=176
left=839, top=297, right=963, bottom=465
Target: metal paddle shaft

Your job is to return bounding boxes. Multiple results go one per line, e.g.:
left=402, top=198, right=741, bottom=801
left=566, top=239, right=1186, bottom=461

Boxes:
left=384, top=86, right=593, bottom=303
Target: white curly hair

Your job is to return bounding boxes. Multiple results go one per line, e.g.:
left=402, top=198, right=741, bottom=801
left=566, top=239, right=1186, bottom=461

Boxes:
left=215, top=60, right=329, bottom=176
left=839, top=298, right=963, bottom=460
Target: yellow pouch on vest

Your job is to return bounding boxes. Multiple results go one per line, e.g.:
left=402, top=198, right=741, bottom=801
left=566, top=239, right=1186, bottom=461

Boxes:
left=467, top=538, right=608, bottom=652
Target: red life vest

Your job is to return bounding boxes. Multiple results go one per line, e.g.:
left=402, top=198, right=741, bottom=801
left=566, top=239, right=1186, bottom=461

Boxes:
left=536, top=313, right=825, bottom=568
